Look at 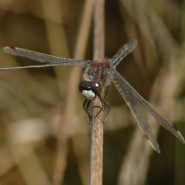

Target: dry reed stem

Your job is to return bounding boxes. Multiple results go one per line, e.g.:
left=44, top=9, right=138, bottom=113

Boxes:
left=89, top=0, right=105, bottom=185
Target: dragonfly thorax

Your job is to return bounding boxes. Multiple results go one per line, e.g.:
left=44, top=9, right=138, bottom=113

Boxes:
left=83, top=60, right=112, bottom=87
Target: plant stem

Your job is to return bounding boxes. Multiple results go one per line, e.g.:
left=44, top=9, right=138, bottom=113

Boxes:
left=89, top=0, right=105, bottom=185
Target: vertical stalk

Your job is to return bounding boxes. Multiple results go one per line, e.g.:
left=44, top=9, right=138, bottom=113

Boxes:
left=89, top=0, right=105, bottom=185
left=93, top=0, right=105, bottom=58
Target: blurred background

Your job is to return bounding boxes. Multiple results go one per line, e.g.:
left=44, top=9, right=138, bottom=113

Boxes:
left=0, top=0, right=185, bottom=185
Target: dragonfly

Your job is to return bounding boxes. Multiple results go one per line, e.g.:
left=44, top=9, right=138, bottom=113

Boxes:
left=1, top=40, right=185, bottom=153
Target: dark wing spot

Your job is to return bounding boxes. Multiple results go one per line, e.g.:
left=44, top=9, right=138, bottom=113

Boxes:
left=9, top=46, right=16, bottom=50
left=172, top=124, right=178, bottom=131
left=144, top=134, right=149, bottom=140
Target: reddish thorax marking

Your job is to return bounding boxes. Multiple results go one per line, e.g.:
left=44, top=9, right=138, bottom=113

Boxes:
left=90, top=60, right=112, bottom=68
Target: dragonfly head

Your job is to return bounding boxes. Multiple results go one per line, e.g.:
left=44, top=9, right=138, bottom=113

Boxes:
left=79, top=81, right=101, bottom=100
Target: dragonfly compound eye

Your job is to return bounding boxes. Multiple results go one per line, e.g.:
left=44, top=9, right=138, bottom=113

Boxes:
left=90, top=81, right=101, bottom=92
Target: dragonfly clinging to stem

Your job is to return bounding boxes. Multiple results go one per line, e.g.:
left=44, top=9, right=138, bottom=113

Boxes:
left=1, top=40, right=184, bottom=153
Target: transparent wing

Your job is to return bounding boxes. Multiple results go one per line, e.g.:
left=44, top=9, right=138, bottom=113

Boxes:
left=111, top=40, right=137, bottom=68
left=107, top=68, right=185, bottom=152
left=1, top=46, right=91, bottom=71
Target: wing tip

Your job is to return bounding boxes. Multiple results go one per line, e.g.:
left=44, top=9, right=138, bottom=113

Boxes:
left=171, top=124, right=185, bottom=144
left=144, top=134, right=161, bottom=153
left=177, top=131, right=185, bottom=144
left=149, top=140, right=161, bottom=153
left=3, top=46, right=16, bottom=53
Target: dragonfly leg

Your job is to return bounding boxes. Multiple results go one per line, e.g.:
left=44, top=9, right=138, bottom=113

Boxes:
left=93, top=105, right=103, bottom=120
left=104, top=85, right=110, bottom=99
left=83, top=94, right=110, bottom=123
left=83, top=99, right=92, bottom=122
left=102, top=98, right=110, bottom=123
left=93, top=93, right=110, bottom=123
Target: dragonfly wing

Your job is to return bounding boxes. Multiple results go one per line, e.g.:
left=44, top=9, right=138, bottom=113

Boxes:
left=107, top=68, right=160, bottom=153
left=3, top=46, right=91, bottom=69
left=107, top=68, right=185, bottom=151
left=111, top=40, right=137, bottom=68
left=137, top=88, right=185, bottom=144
